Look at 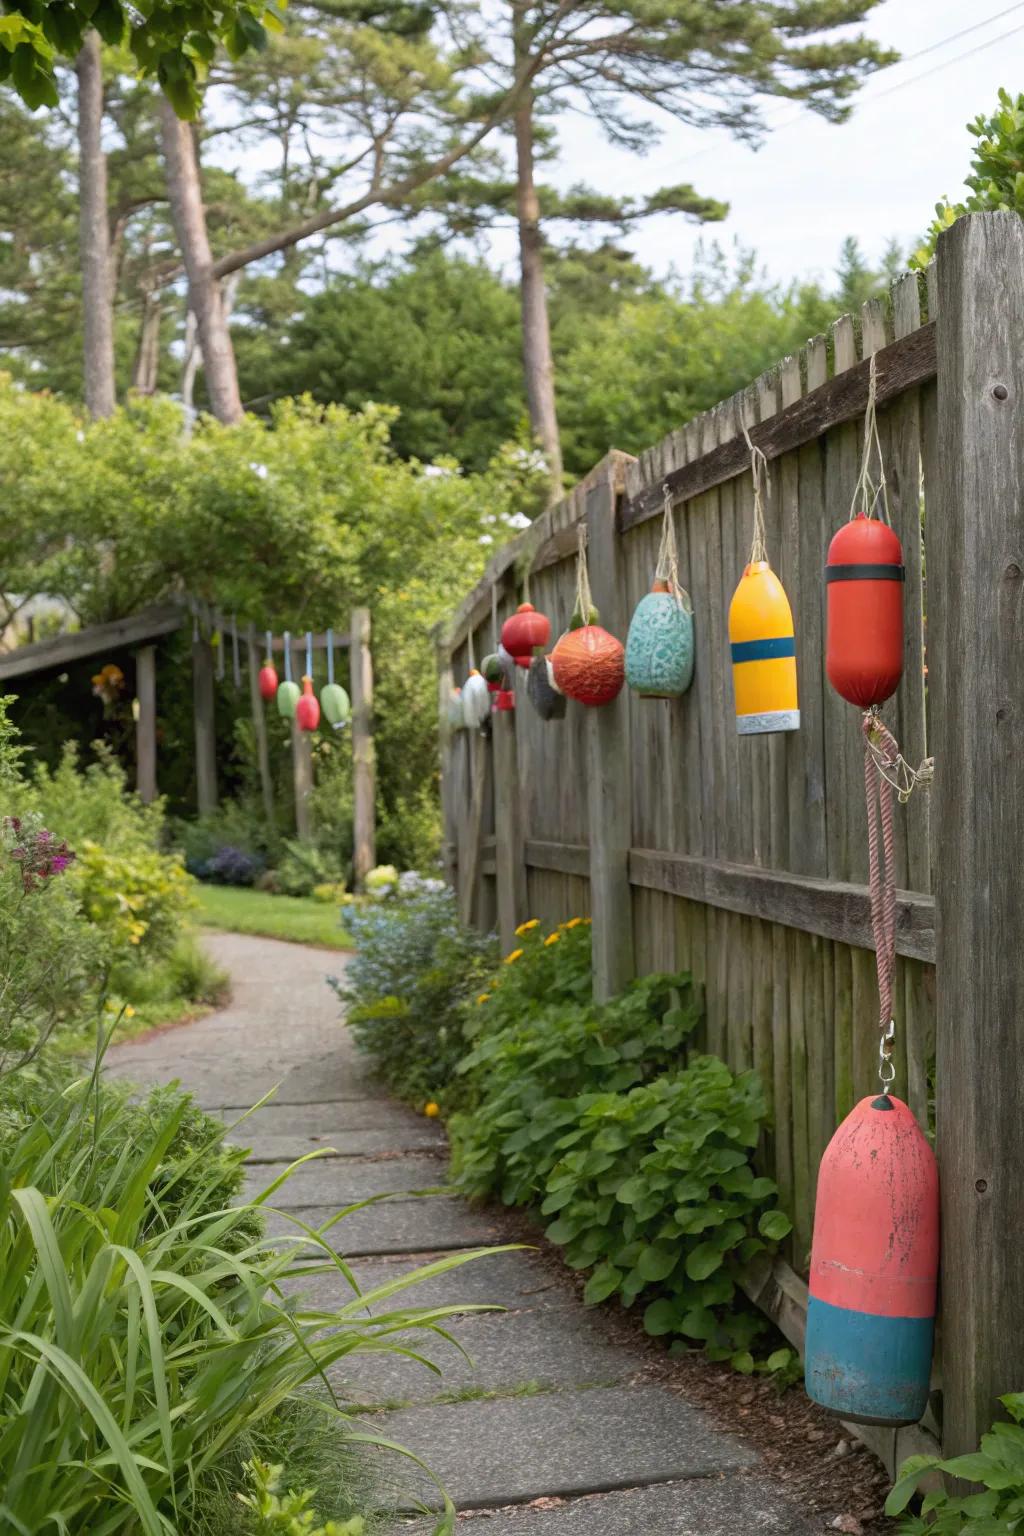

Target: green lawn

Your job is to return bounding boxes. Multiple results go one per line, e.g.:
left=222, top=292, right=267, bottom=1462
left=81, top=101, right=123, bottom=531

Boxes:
left=195, top=885, right=354, bottom=950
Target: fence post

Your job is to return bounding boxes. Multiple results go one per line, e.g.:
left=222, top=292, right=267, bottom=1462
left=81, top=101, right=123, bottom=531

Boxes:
left=932, top=211, right=1024, bottom=1457
left=492, top=700, right=526, bottom=951
left=291, top=721, right=313, bottom=841
left=246, top=623, right=276, bottom=828
left=191, top=628, right=218, bottom=815
left=134, top=643, right=157, bottom=804
left=584, top=471, right=634, bottom=1000
left=349, top=607, right=376, bottom=888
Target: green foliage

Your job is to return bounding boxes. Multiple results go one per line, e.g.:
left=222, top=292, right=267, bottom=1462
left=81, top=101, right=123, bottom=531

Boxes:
left=887, top=1392, right=1024, bottom=1531
left=0, top=1051, right=500, bottom=1532
left=75, top=839, right=195, bottom=958
left=238, top=1459, right=365, bottom=1535
left=276, top=840, right=346, bottom=899
left=445, top=921, right=787, bottom=1358
left=913, top=89, right=1024, bottom=268
left=0, top=0, right=281, bottom=116
left=336, top=888, right=498, bottom=1105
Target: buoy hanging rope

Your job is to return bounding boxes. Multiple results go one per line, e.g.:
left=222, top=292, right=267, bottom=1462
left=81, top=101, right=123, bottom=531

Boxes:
left=265, top=629, right=274, bottom=665
left=284, top=632, right=293, bottom=684
left=864, top=710, right=899, bottom=1090
left=306, top=630, right=313, bottom=678
left=849, top=354, right=889, bottom=526
left=326, top=628, right=335, bottom=687
left=739, top=419, right=770, bottom=566
left=574, top=520, right=594, bottom=623
left=231, top=615, right=241, bottom=689
left=656, top=484, right=692, bottom=613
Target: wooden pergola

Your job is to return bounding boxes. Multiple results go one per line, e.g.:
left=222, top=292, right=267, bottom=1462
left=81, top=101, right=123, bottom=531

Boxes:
left=0, top=599, right=376, bottom=884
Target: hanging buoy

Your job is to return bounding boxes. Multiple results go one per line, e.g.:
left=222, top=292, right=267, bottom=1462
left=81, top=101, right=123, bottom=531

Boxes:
left=320, top=627, right=351, bottom=729
left=462, top=669, right=491, bottom=730
left=277, top=631, right=299, bottom=719
left=296, top=675, right=320, bottom=732
left=501, top=603, right=551, bottom=668
left=545, top=655, right=563, bottom=696
left=494, top=688, right=515, bottom=712
left=527, top=655, right=566, bottom=720
left=728, top=562, right=799, bottom=734
left=447, top=688, right=465, bottom=730
left=805, top=1094, right=938, bottom=1426
left=259, top=629, right=278, bottom=701
left=826, top=519, right=905, bottom=708
left=626, top=489, right=695, bottom=700
left=552, top=623, right=624, bottom=706
left=481, top=653, right=505, bottom=695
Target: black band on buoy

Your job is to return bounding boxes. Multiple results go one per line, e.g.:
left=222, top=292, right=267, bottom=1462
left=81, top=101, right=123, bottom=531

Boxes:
left=826, top=564, right=906, bottom=583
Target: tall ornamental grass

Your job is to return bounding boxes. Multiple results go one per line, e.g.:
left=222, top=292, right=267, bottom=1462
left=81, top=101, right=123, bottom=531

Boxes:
left=0, top=1052, right=505, bottom=1534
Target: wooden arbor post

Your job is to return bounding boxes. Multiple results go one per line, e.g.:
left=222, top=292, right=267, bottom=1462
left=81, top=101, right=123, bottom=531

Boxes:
left=932, top=212, right=1024, bottom=1456
left=349, top=607, right=376, bottom=888
left=134, top=644, right=157, bottom=804
left=191, top=619, right=218, bottom=816
left=246, top=624, right=276, bottom=827
left=584, top=468, right=635, bottom=1001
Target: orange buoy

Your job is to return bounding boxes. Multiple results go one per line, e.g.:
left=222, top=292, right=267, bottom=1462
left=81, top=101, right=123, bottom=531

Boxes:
left=805, top=1094, right=938, bottom=1426
left=826, top=515, right=905, bottom=707
left=551, top=624, right=624, bottom=706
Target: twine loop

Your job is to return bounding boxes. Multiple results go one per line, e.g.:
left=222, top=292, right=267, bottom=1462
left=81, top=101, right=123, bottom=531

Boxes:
left=849, top=354, right=891, bottom=525
left=575, top=521, right=595, bottom=623
left=740, top=417, right=770, bottom=565
left=657, top=485, right=692, bottom=614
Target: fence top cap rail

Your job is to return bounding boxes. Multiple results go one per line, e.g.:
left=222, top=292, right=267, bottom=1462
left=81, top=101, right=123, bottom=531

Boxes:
left=440, top=448, right=636, bottom=653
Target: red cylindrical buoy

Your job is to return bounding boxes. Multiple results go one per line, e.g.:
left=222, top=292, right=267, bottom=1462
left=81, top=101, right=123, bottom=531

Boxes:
left=805, top=1094, right=938, bottom=1426
left=259, top=662, right=278, bottom=701
left=295, top=675, right=320, bottom=732
left=501, top=603, right=551, bottom=668
left=826, top=515, right=905, bottom=707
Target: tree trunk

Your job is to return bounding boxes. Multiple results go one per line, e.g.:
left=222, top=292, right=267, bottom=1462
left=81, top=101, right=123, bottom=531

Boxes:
left=159, top=99, right=243, bottom=425
left=75, top=32, right=116, bottom=419
left=512, top=67, right=562, bottom=498
left=130, top=288, right=162, bottom=395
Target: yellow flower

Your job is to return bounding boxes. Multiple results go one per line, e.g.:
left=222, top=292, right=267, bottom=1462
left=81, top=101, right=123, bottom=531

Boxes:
left=424, top=1101, right=440, bottom=1118
left=566, top=917, right=584, bottom=930
left=124, top=1006, right=136, bottom=1019
left=515, top=919, right=540, bottom=936
left=505, top=948, right=524, bottom=964
left=544, top=932, right=561, bottom=946
left=476, top=992, right=490, bottom=1006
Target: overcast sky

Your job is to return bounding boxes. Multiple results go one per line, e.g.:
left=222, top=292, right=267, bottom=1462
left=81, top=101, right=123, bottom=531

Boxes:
left=520, top=0, right=1024, bottom=289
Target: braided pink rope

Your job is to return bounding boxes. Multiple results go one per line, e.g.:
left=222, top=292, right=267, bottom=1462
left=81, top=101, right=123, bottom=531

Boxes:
left=863, top=713, right=898, bottom=1035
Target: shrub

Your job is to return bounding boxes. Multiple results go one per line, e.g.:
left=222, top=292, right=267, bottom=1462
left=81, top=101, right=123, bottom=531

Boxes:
left=18, top=741, right=164, bottom=857
left=448, top=920, right=791, bottom=1362
left=886, top=1392, right=1024, bottom=1531
left=237, top=1459, right=366, bottom=1535
left=200, top=843, right=267, bottom=886
left=0, top=1055, right=502, bottom=1533
left=76, top=838, right=195, bottom=958
left=335, top=887, right=498, bottom=1104
left=277, top=839, right=346, bottom=898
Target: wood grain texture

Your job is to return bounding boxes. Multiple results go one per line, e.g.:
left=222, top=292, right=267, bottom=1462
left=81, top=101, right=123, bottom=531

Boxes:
left=349, top=607, right=376, bottom=888
left=933, top=212, right=1024, bottom=1457
left=492, top=707, right=527, bottom=951
left=134, top=645, right=157, bottom=805
left=0, top=603, right=185, bottom=681
left=191, top=634, right=218, bottom=816
left=622, top=323, right=937, bottom=529
left=291, top=720, right=313, bottom=842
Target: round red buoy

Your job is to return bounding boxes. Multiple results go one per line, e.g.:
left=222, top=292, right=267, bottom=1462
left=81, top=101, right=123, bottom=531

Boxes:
left=258, top=662, right=278, bottom=701
left=805, top=1094, right=938, bottom=1426
left=501, top=603, right=551, bottom=668
left=295, top=675, right=320, bottom=732
left=826, top=516, right=905, bottom=707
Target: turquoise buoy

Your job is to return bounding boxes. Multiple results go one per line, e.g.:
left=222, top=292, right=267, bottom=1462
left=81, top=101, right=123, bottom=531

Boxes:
left=625, top=578, right=695, bottom=698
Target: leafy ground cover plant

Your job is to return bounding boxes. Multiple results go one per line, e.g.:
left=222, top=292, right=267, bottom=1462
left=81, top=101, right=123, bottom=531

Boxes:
left=0, top=1051, right=507, bottom=1534
left=447, top=920, right=792, bottom=1363
left=886, top=1392, right=1024, bottom=1532
left=334, top=887, right=498, bottom=1105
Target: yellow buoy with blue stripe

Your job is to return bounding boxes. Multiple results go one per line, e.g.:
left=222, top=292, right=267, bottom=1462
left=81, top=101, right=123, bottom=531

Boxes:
left=728, top=560, right=799, bottom=735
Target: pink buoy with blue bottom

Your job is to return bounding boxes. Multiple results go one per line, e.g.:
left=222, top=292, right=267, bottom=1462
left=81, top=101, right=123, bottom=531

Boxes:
left=805, top=1092, right=939, bottom=1427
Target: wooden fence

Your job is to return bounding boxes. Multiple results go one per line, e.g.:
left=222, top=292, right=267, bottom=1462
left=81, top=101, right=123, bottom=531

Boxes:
left=438, top=213, right=1024, bottom=1471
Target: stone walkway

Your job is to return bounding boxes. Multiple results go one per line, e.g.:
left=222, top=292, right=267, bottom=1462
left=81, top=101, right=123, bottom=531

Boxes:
left=108, top=933, right=820, bottom=1533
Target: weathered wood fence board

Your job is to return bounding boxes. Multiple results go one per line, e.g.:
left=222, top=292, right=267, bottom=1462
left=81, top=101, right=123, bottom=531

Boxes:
left=440, top=218, right=1024, bottom=1462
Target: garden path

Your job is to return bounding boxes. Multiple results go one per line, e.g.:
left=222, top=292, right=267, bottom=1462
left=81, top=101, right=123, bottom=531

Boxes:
left=108, top=932, right=821, bottom=1534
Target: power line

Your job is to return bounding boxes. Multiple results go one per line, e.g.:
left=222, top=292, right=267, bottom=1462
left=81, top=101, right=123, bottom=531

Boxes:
left=658, top=0, right=1024, bottom=174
